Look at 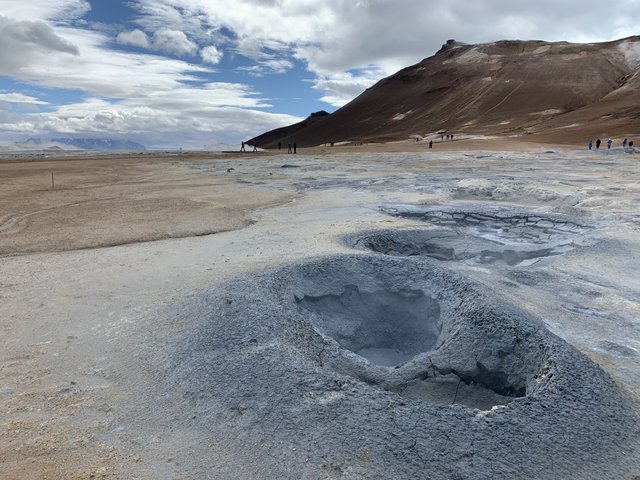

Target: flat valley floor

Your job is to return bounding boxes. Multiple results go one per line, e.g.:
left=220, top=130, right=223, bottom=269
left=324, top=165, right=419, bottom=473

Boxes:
left=1, top=143, right=640, bottom=479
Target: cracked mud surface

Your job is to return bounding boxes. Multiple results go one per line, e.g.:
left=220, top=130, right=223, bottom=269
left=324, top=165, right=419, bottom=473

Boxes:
left=355, top=206, right=591, bottom=266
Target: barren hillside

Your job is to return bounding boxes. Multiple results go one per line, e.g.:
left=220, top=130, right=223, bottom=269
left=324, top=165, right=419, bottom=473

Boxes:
left=250, top=37, right=640, bottom=147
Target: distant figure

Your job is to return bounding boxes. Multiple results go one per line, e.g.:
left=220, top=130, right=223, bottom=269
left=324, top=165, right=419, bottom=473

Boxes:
left=293, top=142, right=297, bottom=154
left=451, top=134, right=454, bottom=141
left=623, top=138, right=628, bottom=148
left=596, top=138, right=601, bottom=150
left=252, top=144, right=257, bottom=152
left=607, top=138, right=613, bottom=149
left=629, top=141, right=634, bottom=148
left=278, top=142, right=281, bottom=150
left=240, top=141, right=246, bottom=152
left=428, top=140, right=433, bottom=149
left=588, top=139, right=593, bottom=150
left=287, top=142, right=292, bottom=154
left=441, top=135, right=444, bottom=141
left=416, top=137, right=419, bottom=142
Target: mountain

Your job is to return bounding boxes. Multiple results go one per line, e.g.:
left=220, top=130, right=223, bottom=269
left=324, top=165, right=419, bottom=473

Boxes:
left=248, top=111, right=330, bottom=148
left=250, top=37, right=640, bottom=147
left=23, top=137, right=146, bottom=151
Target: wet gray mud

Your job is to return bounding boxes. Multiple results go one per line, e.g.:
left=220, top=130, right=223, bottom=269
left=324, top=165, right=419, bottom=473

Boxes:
left=166, top=254, right=640, bottom=479
left=357, top=205, right=591, bottom=266
left=296, top=285, right=442, bottom=367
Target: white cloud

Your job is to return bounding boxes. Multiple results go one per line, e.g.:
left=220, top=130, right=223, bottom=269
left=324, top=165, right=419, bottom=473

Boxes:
left=0, top=15, right=80, bottom=73
left=116, top=29, right=150, bottom=48
left=0, top=92, right=49, bottom=105
left=312, top=69, right=384, bottom=107
left=151, top=28, right=198, bottom=56
left=0, top=0, right=90, bottom=23
left=13, top=96, right=301, bottom=148
left=200, top=45, right=223, bottom=64
left=0, top=103, right=21, bottom=124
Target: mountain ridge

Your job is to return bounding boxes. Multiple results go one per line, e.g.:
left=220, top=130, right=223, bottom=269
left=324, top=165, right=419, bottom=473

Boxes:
left=250, top=36, right=640, bottom=147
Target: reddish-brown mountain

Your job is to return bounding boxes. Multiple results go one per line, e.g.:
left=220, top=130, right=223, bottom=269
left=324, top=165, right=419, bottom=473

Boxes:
left=250, top=37, right=640, bottom=147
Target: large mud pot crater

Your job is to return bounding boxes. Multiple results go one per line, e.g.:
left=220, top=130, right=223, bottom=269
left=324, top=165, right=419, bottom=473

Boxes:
left=356, top=205, right=592, bottom=266
left=296, top=285, right=441, bottom=367
left=167, top=254, right=640, bottom=479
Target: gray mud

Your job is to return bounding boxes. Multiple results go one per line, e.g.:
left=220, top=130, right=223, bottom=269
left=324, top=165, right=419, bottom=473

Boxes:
left=164, top=254, right=640, bottom=480
left=355, top=205, right=591, bottom=266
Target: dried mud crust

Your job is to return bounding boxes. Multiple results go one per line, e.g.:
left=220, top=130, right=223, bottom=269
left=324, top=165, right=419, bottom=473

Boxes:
left=165, top=254, right=640, bottom=480
left=354, top=205, right=592, bottom=266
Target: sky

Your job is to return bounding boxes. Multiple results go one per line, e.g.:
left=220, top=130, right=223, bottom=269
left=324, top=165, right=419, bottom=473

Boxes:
left=0, top=0, right=638, bottom=149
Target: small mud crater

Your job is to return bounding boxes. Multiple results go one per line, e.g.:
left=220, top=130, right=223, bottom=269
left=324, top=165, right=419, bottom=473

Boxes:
left=296, top=285, right=441, bottom=367
left=290, top=257, right=552, bottom=410
left=356, top=206, right=591, bottom=266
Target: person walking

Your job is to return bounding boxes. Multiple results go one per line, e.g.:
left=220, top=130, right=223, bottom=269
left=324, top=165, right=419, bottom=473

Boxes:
left=588, top=139, right=593, bottom=150
left=428, top=139, right=433, bottom=149
left=596, top=138, right=601, bottom=150
left=623, top=138, right=628, bottom=148
left=293, top=142, right=297, bottom=154
left=287, top=142, right=292, bottom=154
left=607, top=138, right=613, bottom=149
left=278, top=141, right=281, bottom=150
left=240, top=141, right=246, bottom=152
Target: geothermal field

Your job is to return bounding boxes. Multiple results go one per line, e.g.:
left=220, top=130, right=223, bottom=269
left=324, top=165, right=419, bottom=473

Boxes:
left=1, top=142, right=640, bottom=479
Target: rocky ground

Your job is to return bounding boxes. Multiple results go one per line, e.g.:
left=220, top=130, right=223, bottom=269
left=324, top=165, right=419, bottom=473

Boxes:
left=1, top=144, right=639, bottom=479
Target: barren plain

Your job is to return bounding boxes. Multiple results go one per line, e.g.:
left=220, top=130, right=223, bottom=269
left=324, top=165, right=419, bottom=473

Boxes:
left=1, top=140, right=640, bottom=479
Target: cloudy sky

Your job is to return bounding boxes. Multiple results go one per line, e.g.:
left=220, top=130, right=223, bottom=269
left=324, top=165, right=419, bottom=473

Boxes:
left=0, top=0, right=637, bottom=149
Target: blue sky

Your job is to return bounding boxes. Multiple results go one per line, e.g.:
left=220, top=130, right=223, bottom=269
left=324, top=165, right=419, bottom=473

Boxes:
left=0, top=0, right=637, bottom=149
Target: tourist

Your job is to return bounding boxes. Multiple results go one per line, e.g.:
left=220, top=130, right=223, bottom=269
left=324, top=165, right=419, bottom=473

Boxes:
left=240, top=141, right=246, bottom=152
left=596, top=139, right=601, bottom=150
left=429, top=140, right=433, bottom=149
left=607, top=138, right=613, bottom=149
left=588, top=139, right=593, bottom=150
left=623, top=138, right=628, bottom=148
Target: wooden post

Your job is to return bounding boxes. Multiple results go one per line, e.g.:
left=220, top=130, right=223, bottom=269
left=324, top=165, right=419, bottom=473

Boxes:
left=51, top=172, right=54, bottom=190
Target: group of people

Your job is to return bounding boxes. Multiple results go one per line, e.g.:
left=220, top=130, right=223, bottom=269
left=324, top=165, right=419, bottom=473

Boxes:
left=588, top=137, right=634, bottom=150
left=278, top=141, right=297, bottom=153
left=424, top=133, right=455, bottom=149
left=241, top=141, right=298, bottom=153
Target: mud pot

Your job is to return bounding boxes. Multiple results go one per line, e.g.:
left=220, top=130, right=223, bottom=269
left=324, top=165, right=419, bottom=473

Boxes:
left=165, top=254, right=640, bottom=479
left=355, top=205, right=591, bottom=266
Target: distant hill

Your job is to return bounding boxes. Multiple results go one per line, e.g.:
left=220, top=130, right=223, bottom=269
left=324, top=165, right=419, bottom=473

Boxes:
left=22, top=137, right=146, bottom=151
left=250, top=37, right=640, bottom=147
left=249, top=111, right=330, bottom=148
